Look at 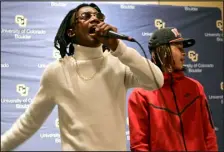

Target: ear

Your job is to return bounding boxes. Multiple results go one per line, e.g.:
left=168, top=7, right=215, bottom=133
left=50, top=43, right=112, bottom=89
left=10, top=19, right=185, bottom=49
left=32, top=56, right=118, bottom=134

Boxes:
left=67, top=29, right=76, bottom=37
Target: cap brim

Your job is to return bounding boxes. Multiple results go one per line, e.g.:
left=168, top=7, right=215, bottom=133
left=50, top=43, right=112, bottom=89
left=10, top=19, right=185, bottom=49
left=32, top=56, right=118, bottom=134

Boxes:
left=183, top=38, right=195, bottom=48
left=170, top=38, right=195, bottom=48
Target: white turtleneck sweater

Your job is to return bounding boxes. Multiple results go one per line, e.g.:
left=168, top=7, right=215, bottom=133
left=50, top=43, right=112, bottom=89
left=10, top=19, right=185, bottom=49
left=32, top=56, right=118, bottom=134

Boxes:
left=1, top=40, right=163, bottom=151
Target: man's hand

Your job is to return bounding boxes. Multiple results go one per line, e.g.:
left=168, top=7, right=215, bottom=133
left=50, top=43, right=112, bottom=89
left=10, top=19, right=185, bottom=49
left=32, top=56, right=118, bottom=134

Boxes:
left=90, top=22, right=119, bottom=51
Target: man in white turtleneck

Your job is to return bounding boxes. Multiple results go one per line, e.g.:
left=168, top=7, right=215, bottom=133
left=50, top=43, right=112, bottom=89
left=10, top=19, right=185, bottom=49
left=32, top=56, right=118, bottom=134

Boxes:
left=1, top=3, right=164, bottom=151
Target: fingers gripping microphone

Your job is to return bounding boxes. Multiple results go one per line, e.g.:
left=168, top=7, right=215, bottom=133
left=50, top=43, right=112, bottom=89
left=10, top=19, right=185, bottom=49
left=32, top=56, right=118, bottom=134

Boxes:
left=92, top=27, right=135, bottom=42
left=105, top=30, right=135, bottom=42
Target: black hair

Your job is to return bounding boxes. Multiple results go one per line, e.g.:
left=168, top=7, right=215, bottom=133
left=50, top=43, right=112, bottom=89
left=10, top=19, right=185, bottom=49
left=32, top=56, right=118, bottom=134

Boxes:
left=150, top=44, right=186, bottom=73
left=150, top=44, right=173, bottom=72
left=54, top=3, right=109, bottom=58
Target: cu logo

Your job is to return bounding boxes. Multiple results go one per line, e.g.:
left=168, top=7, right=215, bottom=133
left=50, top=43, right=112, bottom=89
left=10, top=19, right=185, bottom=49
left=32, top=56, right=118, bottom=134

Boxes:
left=216, top=20, right=223, bottom=31
left=55, top=118, right=59, bottom=128
left=15, top=15, right=27, bottom=28
left=16, top=84, right=29, bottom=97
left=126, top=117, right=129, bottom=126
left=188, top=50, right=199, bottom=62
left=53, top=48, right=61, bottom=60
left=155, top=19, right=165, bottom=29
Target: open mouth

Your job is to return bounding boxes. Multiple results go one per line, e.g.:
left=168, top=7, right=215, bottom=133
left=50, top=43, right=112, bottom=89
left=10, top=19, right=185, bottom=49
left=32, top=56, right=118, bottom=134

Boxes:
left=88, top=27, right=96, bottom=35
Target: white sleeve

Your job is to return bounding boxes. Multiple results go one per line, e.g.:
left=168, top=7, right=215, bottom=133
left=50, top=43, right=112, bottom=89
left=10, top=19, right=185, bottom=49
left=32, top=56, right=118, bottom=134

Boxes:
left=111, top=40, right=164, bottom=90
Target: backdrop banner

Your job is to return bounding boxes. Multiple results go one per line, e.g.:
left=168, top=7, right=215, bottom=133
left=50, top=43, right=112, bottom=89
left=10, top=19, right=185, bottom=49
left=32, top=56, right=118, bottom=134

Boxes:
left=1, top=2, right=223, bottom=151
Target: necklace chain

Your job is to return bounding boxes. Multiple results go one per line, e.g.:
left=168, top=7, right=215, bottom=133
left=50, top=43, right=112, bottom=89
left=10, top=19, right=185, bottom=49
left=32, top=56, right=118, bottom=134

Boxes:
left=73, top=56, right=105, bottom=81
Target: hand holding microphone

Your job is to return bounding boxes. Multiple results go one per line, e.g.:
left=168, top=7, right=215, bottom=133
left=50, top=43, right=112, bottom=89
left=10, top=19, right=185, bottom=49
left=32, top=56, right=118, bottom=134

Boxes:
left=90, top=22, right=134, bottom=51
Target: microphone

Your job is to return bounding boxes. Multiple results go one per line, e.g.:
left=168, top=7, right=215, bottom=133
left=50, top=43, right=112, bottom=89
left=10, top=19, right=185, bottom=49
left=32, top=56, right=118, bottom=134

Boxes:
left=104, top=30, right=135, bottom=42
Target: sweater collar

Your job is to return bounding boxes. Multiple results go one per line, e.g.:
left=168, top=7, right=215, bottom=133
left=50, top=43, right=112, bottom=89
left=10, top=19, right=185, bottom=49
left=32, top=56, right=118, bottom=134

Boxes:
left=73, top=44, right=104, bottom=60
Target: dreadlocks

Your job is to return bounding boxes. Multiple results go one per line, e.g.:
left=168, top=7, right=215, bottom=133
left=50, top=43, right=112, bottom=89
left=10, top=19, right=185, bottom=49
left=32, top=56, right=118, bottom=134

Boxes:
left=54, top=3, right=108, bottom=58
left=151, top=44, right=174, bottom=73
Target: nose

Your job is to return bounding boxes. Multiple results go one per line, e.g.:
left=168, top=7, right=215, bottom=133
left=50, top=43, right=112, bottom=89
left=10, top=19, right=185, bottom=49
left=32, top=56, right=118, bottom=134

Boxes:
left=182, top=52, right=186, bottom=56
left=89, top=14, right=100, bottom=23
left=179, top=48, right=185, bottom=55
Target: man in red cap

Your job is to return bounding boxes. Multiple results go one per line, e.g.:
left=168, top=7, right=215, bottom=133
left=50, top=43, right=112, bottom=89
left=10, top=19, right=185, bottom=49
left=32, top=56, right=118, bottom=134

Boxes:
left=128, top=27, right=218, bottom=151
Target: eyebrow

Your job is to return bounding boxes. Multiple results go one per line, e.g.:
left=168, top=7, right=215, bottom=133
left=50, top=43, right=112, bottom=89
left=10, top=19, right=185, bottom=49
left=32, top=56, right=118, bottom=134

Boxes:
left=79, top=10, right=99, bottom=15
